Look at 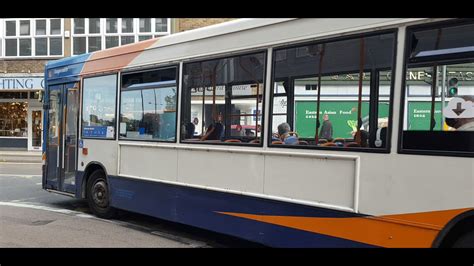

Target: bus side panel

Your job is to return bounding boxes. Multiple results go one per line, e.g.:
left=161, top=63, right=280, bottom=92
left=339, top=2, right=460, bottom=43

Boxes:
left=106, top=175, right=375, bottom=247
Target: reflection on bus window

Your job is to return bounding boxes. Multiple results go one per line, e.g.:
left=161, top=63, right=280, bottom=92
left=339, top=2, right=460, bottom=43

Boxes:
left=119, top=67, right=177, bottom=142
left=270, top=32, right=396, bottom=149
left=401, top=20, right=474, bottom=154
left=82, top=74, right=117, bottom=139
left=180, top=52, right=265, bottom=145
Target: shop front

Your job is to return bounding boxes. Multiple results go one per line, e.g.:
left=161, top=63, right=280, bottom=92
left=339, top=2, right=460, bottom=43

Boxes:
left=0, top=75, right=44, bottom=151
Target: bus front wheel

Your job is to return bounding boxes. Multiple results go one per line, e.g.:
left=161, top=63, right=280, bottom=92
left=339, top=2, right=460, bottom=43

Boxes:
left=86, top=169, right=117, bottom=219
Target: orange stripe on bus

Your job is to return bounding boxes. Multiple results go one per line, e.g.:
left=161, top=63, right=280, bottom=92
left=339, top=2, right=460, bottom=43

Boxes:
left=218, top=208, right=472, bottom=248
left=81, top=39, right=158, bottom=75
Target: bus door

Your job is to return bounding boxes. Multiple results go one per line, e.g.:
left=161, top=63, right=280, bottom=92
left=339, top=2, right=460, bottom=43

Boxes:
left=45, top=82, right=80, bottom=194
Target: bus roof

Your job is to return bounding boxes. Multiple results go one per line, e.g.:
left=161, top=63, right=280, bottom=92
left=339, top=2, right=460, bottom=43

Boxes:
left=45, top=18, right=429, bottom=82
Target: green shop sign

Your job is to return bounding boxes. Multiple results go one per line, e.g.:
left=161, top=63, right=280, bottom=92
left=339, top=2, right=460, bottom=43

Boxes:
left=295, top=101, right=390, bottom=139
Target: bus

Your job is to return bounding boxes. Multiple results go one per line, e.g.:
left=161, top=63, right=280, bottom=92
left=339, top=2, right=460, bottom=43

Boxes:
left=42, top=18, right=474, bottom=248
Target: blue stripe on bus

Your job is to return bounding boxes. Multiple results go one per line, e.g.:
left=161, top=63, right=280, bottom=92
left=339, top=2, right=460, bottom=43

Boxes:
left=45, top=53, right=91, bottom=82
left=102, top=175, right=375, bottom=248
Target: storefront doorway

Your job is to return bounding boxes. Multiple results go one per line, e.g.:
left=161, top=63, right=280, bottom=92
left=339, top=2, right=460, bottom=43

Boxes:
left=27, top=108, right=43, bottom=151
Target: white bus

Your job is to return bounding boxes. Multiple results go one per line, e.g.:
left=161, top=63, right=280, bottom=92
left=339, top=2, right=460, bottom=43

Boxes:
left=42, top=18, right=474, bottom=247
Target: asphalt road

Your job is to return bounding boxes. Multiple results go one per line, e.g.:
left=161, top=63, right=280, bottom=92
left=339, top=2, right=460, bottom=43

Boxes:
left=0, top=162, right=263, bottom=248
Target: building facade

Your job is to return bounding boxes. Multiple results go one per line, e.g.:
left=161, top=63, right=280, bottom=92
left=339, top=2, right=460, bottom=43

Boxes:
left=0, top=18, right=233, bottom=150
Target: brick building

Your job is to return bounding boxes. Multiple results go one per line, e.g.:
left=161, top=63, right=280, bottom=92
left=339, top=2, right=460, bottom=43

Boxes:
left=0, top=18, right=233, bottom=150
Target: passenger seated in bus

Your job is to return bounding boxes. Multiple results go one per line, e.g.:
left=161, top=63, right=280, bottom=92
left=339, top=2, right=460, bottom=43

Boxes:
left=277, top=122, right=299, bottom=145
left=444, top=96, right=474, bottom=131
left=201, top=113, right=224, bottom=141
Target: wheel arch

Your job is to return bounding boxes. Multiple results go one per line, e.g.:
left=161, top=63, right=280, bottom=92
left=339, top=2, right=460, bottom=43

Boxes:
left=432, top=209, right=474, bottom=247
left=81, top=161, right=109, bottom=199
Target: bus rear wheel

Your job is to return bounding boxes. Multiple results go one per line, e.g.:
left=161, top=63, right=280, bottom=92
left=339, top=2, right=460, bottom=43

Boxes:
left=86, top=169, right=117, bottom=219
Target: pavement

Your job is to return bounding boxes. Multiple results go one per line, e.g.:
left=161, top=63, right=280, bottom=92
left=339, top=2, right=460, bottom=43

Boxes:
left=0, top=149, right=42, bottom=163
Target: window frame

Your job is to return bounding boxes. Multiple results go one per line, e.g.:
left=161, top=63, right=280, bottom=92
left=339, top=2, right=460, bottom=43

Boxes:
left=179, top=50, right=268, bottom=147
left=80, top=73, right=119, bottom=140
left=118, top=64, right=180, bottom=143
left=399, top=19, right=474, bottom=158
left=268, top=28, right=398, bottom=154
left=1, top=18, right=64, bottom=58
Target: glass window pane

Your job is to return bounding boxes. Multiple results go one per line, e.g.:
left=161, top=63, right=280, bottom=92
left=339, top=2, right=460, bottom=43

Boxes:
left=182, top=52, right=266, bottom=144
left=73, top=37, right=86, bottom=55
left=82, top=75, right=117, bottom=139
left=121, top=35, right=134, bottom=45
left=402, top=60, right=474, bottom=154
left=122, top=18, right=133, bottom=33
left=139, top=18, right=151, bottom=32
left=106, top=18, right=118, bottom=33
left=50, top=19, right=61, bottom=35
left=155, top=18, right=168, bottom=32
left=120, top=87, right=177, bottom=141
left=19, top=39, right=32, bottom=56
left=36, top=20, right=46, bottom=35
left=271, top=33, right=395, bottom=149
left=50, top=37, right=62, bottom=55
left=0, top=102, right=28, bottom=137
left=105, top=36, right=119, bottom=48
left=88, top=36, right=101, bottom=52
left=138, top=35, right=152, bottom=42
left=35, top=37, right=48, bottom=56
left=6, top=39, right=17, bottom=56
left=20, top=20, right=30, bottom=36
left=0, top=39, right=2, bottom=56
left=74, top=18, right=85, bottom=34
left=6, top=21, right=16, bottom=36
left=89, top=18, right=100, bottom=34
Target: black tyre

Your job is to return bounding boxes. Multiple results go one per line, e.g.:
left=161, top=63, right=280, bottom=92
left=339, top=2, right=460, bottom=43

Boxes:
left=452, top=230, right=474, bottom=248
left=86, top=169, right=117, bottom=219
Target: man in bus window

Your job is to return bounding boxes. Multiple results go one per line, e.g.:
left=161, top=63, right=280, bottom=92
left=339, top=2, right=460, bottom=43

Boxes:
left=277, top=122, right=299, bottom=145
left=201, top=113, right=224, bottom=141
left=444, top=95, right=474, bottom=131
left=319, top=114, right=333, bottom=140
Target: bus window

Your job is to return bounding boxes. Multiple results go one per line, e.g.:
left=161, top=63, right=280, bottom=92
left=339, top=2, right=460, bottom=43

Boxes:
left=401, top=21, right=474, bottom=155
left=120, top=67, right=178, bottom=142
left=181, top=52, right=266, bottom=145
left=270, top=32, right=396, bottom=150
left=82, top=74, right=117, bottom=139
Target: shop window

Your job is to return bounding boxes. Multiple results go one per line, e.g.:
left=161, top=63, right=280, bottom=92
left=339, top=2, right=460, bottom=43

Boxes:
left=270, top=32, right=396, bottom=150
left=81, top=74, right=117, bottom=139
left=120, top=67, right=177, bottom=141
left=181, top=52, right=266, bottom=145
left=0, top=102, right=28, bottom=137
left=401, top=20, right=474, bottom=155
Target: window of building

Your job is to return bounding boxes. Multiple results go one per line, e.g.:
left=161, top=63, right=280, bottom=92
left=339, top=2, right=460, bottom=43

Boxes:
left=139, top=18, right=151, bottom=33
left=270, top=32, right=396, bottom=150
left=73, top=18, right=85, bottom=34
left=82, top=74, right=117, bottom=139
left=72, top=18, right=170, bottom=55
left=120, top=67, right=178, bottom=141
left=106, top=18, right=118, bottom=34
left=2, top=19, right=63, bottom=58
left=181, top=52, right=266, bottom=145
left=155, top=18, right=168, bottom=33
left=36, top=19, right=46, bottom=35
left=401, top=20, right=474, bottom=156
